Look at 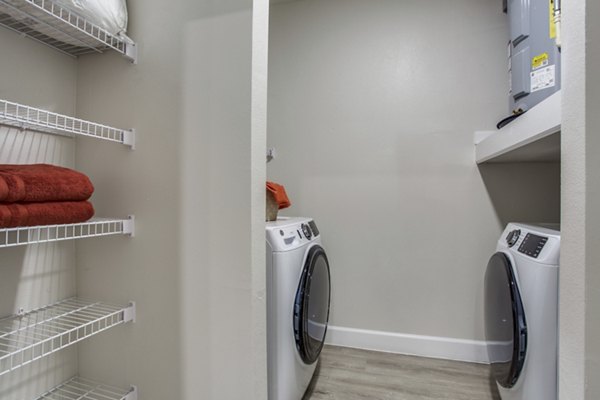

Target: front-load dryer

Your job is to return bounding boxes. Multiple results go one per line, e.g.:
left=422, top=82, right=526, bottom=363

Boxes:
left=484, top=223, right=560, bottom=400
left=266, top=217, right=331, bottom=400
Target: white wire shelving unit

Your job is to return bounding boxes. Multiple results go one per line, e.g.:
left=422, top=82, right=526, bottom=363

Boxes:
left=0, top=216, right=135, bottom=248
left=0, top=298, right=136, bottom=377
left=0, top=99, right=136, bottom=148
left=0, top=0, right=138, bottom=395
left=0, top=0, right=137, bottom=62
left=36, top=376, right=137, bottom=400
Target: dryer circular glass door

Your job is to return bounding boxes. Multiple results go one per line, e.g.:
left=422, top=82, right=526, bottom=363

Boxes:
left=294, top=245, right=331, bottom=365
left=484, top=252, right=527, bottom=388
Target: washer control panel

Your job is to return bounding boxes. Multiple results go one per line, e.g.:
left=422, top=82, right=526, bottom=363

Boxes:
left=267, top=218, right=320, bottom=251
left=518, top=233, right=548, bottom=258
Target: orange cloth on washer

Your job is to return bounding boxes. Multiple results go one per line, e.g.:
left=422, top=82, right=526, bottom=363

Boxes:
left=266, top=181, right=291, bottom=209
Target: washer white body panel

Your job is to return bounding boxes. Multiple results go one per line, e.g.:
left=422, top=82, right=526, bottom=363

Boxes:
left=493, top=223, right=560, bottom=400
left=266, top=217, right=323, bottom=400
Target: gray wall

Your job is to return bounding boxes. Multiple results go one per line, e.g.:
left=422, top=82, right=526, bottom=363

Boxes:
left=560, top=0, right=600, bottom=398
left=268, top=0, right=560, bottom=342
left=0, top=29, right=78, bottom=399
left=586, top=0, right=600, bottom=395
left=74, top=0, right=268, bottom=399
left=559, top=0, right=585, bottom=397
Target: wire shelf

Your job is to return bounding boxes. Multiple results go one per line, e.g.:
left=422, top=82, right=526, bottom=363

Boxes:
left=0, top=99, right=135, bottom=148
left=36, top=376, right=137, bottom=400
left=0, top=216, right=135, bottom=248
left=0, top=0, right=137, bottom=62
left=0, top=298, right=136, bottom=377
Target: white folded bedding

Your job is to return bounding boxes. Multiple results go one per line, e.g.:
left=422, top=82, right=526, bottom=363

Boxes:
left=0, top=0, right=129, bottom=49
left=53, top=0, right=128, bottom=36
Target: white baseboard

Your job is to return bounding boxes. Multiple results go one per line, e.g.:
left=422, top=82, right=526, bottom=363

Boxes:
left=325, top=325, right=490, bottom=364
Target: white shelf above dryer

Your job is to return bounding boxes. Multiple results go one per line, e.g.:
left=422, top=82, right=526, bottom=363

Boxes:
left=0, top=0, right=137, bottom=62
left=475, top=91, right=561, bottom=164
left=0, top=216, right=134, bottom=248
left=0, top=99, right=135, bottom=148
left=36, top=376, right=137, bottom=400
left=0, top=298, right=136, bottom=377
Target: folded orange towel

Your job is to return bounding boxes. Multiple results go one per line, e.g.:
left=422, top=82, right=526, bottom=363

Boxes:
left=266, top=181, right=291, bottom=210
left=0, top=201, right=95, bottom=228
left=0, top=164, right=94, bottom=203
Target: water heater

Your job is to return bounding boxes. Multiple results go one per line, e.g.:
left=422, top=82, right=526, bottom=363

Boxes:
left=505, top=0, right=561, bottom=117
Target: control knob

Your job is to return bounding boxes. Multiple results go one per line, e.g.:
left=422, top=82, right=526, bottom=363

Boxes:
left=506, top=229, right=521, bottom=247
left=301, top=224, right=312, bottom=240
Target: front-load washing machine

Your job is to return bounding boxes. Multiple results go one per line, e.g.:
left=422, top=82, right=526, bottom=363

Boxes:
left=266, top=217, right=331, bottom=400
left=484, top=223, right=560, bottom=400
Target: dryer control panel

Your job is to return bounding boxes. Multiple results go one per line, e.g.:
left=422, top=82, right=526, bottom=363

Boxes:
left=500, top=223, right=560, bottom=265
left=518, top=233, right=548, bottom=258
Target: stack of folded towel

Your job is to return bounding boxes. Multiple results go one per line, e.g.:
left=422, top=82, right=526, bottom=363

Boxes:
left=0, top=164, right=95, bottom=228
left=266, top=181, right=291, bottom=209
left=266, top=181, right=291, bottom=222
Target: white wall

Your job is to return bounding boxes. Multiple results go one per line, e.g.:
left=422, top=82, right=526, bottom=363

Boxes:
left=559, top=0, right=586, bottom=397
left=74, top=0, right=267, bottom=399
left=0, top=29, right=78, bottom=399
left=585, top=0, right=600, bottom=395
left=560, top=0, right=600, bottom=398
left=585, top=0, right=600, bottom=394
left=251, top=0, right=270, bottom=396
left=268, top=0, right=560, bottom=353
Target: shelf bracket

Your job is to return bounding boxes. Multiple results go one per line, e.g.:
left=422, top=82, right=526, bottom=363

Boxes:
left=267, top=147, right=276, bottom=163
left=123, top=215, right=135, bottom=237
left=123, top=129, right=136, bottom=150
left=124, top=386, right=138, bottom=400
left=123, top=302, right=136, bottom=324
left=125, top=42, right=138, bottom=65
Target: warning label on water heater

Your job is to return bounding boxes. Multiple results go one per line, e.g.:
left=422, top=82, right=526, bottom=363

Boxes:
left=532, top=53, right=549, bottom=70
left=531, top=65, right=556, bottom=93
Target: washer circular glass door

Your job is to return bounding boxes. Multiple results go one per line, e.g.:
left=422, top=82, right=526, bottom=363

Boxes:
left=484, top=252, right=527, bottom=388
left=294, top=245, right=331, bottom=365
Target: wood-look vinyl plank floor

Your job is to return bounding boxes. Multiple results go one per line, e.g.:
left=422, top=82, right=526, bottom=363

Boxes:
left=304, top=346, right=501, bottom=400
